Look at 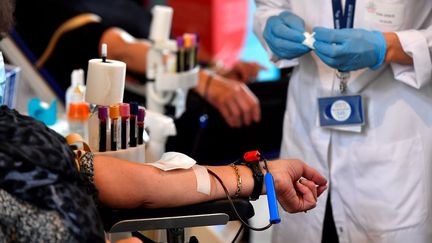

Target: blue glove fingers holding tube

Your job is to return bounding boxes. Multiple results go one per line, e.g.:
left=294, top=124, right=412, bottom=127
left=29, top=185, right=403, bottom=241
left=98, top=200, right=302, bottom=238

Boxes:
left=263, top=11, right=311, bottom=60
left=313, top=27, right=387, bottom=72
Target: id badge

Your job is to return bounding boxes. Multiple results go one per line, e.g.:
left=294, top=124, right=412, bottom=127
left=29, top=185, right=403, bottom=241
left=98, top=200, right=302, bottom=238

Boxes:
left=318, top=95, right=364, bottom=127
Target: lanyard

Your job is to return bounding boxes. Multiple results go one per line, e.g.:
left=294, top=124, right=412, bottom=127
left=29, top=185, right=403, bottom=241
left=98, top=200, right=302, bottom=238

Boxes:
left=332, top=0, right=356, bottom=29
left=331, top=0, right=356, bottom=93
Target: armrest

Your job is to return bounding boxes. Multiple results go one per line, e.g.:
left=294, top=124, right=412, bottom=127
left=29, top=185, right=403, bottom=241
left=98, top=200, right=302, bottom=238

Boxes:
left=99, top=198, right=254, bottom=233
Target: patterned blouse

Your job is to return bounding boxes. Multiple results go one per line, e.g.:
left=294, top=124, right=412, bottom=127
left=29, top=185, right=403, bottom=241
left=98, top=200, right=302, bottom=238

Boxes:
left=0, top=189, right=75, bottom=242
left=0, top=106, right=105, bottom=242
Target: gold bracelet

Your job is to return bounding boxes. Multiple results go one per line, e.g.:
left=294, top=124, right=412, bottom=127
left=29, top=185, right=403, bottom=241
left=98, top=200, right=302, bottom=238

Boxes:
left=231, top=164, right=242, bottom=198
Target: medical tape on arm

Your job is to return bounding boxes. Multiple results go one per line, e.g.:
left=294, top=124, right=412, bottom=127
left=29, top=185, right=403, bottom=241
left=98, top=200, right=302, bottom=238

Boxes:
left=192, top=165, right=211, bottom=195
left=146, top=152, right=211, bottom=195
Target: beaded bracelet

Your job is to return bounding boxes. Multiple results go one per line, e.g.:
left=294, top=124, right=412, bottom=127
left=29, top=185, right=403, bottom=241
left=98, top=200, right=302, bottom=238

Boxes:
left=73, top=149, right=95, bottom=185
left=66, top=134, right=98, bottom=202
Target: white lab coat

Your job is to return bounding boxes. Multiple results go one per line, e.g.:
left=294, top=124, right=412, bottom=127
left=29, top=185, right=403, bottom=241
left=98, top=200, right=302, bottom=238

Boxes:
left=254, top=0, right=432, bottom=243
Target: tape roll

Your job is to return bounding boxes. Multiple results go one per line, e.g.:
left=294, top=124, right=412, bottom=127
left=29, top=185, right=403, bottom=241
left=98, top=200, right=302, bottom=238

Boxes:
left=85, top=58, right=126, bottom=106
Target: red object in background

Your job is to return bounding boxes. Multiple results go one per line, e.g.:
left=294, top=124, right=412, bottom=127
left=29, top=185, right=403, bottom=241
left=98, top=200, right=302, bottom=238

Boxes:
left=168, top=0, right=249, bottom=67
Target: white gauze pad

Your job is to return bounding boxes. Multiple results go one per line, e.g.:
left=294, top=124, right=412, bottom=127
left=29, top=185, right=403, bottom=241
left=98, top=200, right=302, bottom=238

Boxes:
left=192, top=165, right=211, bottom=195
left=302, top=32, right=316, bottom=49
left=147, top=152, right=196, bottom=171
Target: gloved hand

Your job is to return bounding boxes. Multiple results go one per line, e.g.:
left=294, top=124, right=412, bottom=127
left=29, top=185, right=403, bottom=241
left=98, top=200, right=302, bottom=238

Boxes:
left=263, top=11, right=311, bottom=60
left=313, top=27, right=387, bottom=72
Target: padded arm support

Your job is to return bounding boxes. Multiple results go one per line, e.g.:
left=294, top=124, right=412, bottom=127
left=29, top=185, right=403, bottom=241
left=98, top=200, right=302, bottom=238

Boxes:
left=99, top=198, right=255, bottom=233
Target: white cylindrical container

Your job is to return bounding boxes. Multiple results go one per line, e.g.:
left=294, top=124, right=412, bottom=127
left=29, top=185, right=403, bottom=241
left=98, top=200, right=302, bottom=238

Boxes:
left=85, top=59, right=126, bottom=106
left=149, top=5, right=173, bottom=43
left=95, top=144, right=146, bottom=164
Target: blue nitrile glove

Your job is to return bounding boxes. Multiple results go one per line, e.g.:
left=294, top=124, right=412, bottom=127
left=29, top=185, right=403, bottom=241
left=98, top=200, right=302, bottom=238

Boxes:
left=313, top=27, right=387, bottom=72
left=263, top=11, right=311, bottom=60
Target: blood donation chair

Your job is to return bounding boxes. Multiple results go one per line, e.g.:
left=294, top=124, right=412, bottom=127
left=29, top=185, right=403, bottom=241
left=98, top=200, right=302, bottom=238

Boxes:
left=0, top=31, right=65, bottom=113
left=99, top=198, right=254, bottom=243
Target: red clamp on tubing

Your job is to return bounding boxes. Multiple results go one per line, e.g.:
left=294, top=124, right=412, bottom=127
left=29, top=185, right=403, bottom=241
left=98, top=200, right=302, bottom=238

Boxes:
left=243, top=150, right=261, bottom=163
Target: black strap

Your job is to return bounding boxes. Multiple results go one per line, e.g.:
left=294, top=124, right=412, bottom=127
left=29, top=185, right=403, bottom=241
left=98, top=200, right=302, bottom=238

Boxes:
left=245, top=162, right=264, bottom=201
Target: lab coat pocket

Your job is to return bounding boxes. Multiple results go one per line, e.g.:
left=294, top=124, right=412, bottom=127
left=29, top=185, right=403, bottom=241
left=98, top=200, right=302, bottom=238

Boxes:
left=352, top=135, right=426, bottom=232
left=363, top=0, right=406, bottom=31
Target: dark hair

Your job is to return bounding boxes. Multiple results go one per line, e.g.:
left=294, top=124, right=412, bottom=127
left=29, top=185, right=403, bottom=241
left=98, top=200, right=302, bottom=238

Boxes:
left=0, top=0, right=14, bottom=33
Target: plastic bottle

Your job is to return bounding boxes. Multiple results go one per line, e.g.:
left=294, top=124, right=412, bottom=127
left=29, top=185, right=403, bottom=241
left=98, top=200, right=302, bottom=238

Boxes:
left=68, top=102, right=90, bottom=141
left=65, top=69, right=86, bottom=112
